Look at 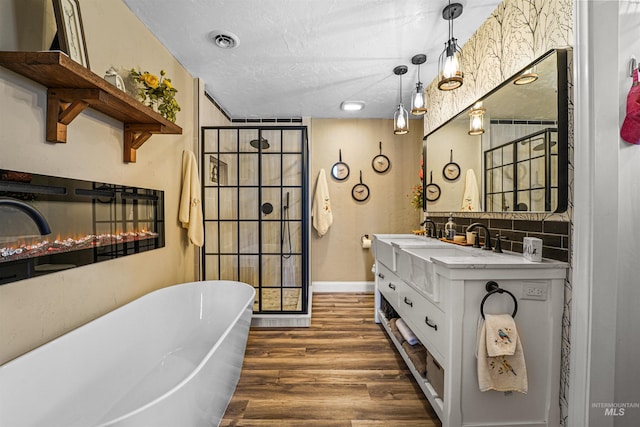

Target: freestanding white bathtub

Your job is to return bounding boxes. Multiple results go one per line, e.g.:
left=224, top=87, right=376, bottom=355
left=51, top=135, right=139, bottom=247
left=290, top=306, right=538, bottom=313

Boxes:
left=0, top=280, right=255, bottom=427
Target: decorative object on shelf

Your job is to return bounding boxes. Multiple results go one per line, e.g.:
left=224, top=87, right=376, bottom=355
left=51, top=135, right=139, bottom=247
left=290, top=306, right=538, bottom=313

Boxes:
left=331, top=149, right=350, bottom=181
left=410, top=54, right=427, bottom=116
left=372, top=141, right=391, bottom=173
left=442, top=149, right=460, bottom=181
left=468, top=102, right=486, bottom=135
left=408, top=182, right=423, bottom=210
left=425, top=171, right=441, bottom=202
left=437, top=1, right=463, bottom=91
left=130, top=68, right=181, bottom=122
left=52, top=0, right=90, bottom=68
left=104, top=67, right=125, bottom=91
left=351, top=171, right=370, bottom=202
left=393, top=65, right=409, bottom=135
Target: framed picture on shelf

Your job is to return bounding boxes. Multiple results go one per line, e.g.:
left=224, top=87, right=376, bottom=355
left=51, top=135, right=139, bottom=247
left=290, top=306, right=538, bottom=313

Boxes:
left=208, top=155, right=227, bottom=186
left=52, top=0, right=90, bottom=68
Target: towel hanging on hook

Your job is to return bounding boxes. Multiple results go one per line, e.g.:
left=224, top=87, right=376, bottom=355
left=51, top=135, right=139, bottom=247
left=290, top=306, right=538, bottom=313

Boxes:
left=621, top=67, right=640, bottom=145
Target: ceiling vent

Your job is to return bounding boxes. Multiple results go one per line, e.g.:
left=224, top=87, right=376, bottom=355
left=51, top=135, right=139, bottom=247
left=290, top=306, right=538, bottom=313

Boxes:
left=209, top=30, right=239, bottom=49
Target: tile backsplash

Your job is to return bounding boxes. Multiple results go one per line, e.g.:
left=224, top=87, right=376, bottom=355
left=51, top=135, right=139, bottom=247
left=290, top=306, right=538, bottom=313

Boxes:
left=425, top=216, right=570, bottom=262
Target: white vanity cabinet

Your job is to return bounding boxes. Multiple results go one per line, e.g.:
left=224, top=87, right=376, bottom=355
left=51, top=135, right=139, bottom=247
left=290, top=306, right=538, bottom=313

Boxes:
left=373, top=234, right=567, bottom=427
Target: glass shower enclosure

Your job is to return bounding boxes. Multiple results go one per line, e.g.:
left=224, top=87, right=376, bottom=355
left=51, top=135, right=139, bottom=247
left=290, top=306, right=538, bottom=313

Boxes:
left=201, top=126, right=309, bottom=314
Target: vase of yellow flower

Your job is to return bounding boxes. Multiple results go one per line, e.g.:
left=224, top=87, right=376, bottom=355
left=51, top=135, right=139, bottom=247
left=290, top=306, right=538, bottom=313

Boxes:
left=130, top=68, right=181, bottom=123
left=408, top=182, right=423, bottom=210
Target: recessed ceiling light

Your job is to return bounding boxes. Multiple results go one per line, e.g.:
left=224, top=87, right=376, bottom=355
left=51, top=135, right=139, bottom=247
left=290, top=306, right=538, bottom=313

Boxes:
left=340, top=101, right=365, bottom=111
left=209, top=30, right=240, bottom=49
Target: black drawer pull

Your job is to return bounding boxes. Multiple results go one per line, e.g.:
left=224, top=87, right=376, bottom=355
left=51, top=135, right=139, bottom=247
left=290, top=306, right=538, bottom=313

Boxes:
left=404, top=297, right=413, bottom=307
left=425, top=316, right=438, bottom=331
left=378, top=272, right=385, bottom=279
left=388, top=283, right=396, bottom=290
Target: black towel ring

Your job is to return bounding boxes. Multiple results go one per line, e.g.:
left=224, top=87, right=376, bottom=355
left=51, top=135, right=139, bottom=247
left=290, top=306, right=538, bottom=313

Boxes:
left=480, top=280, right=518, bottom=319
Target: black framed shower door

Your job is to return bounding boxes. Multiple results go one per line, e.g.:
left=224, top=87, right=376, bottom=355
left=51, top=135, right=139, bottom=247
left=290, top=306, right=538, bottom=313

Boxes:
left=201, top=126, right=309, bottom=314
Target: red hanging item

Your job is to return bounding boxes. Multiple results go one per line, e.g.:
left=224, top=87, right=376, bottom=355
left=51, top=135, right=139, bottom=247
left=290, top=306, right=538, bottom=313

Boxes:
left=621, top=68, right=640, bottom=145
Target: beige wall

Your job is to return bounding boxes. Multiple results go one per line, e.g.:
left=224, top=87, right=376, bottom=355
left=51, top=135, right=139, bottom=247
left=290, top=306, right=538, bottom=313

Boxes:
left=310, top=118, right=422, bottom=282
left=0, top=0, right=205, bottom=364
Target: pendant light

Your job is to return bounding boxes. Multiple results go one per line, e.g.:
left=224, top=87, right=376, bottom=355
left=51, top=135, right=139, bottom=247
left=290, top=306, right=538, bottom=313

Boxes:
left=468, top=102, right=486, bottom=135
left=513, top=65, right=539, bottom=85
left=411, top=54, right=427, bottom=116
left=393, top=65, right=409, bottom=135
left=437, top=2, right=464, bottom=91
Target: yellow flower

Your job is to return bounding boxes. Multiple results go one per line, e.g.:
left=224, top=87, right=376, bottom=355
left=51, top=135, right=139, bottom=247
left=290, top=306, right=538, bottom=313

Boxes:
left=163, top=79, right=172, bottom=90
left=142, top=73, right=159, bottom=89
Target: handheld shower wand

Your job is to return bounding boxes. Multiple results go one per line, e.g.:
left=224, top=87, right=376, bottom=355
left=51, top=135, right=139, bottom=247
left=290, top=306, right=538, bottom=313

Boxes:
left=281, top=192, right=292, bottom=259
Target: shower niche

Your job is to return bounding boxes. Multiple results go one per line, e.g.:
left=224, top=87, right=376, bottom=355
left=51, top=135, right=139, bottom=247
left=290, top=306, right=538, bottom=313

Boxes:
left=202, top=126, right=309, bottom=315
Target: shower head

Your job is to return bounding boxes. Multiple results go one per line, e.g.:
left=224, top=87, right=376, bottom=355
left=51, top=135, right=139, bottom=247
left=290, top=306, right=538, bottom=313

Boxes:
left=249, top=137, right=270, bottom=150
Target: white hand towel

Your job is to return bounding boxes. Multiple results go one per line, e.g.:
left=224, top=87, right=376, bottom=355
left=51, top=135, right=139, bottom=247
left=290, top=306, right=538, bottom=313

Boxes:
left=396, top=318, right=420, bottom=346
left=461, top=169, right=481, bottom=212
left=179, top=150, right=204, bottom=247
left=312, top=168, right=333, bottom=237
left=484, top=314, right=518, bottom=356
left=476, top=317, right=528, bottom=393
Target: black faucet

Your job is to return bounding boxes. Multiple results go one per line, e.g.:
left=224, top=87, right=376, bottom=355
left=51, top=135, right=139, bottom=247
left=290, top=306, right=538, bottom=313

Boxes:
left=420, top=219, right=437, bottom=238
left=493, top=234, right=503, bottom=253
left=466, top=222, right=492, bottom=250
left=0, top=198, right=51, bottom=235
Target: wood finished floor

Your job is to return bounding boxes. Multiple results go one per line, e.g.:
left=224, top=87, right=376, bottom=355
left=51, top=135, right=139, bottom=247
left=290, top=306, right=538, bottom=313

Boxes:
left=221, top=292, right=442, bottom=427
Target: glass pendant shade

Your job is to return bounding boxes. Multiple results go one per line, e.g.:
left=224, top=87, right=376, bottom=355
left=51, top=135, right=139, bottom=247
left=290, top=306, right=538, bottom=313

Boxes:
left=438, top=39, right=463, bottom=91
left=468, top=105, right=486, bottom=135
left=411, top=82, right=427, bottom=116
left=513, top=66, right=539, bottom=85
left=392, top=64, right=409, bottom=135
left=394, top=104, right=409, bottom=135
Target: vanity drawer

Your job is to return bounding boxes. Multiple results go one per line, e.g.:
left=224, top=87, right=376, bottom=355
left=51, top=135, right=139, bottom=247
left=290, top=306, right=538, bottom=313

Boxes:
left=377, top=264, right=401, bottom=307
left=398, top=282, right=447, bottom=359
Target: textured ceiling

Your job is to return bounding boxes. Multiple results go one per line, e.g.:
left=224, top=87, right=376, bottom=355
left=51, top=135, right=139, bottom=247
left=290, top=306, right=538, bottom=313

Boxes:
left=122, top=0, right=501, bottom=120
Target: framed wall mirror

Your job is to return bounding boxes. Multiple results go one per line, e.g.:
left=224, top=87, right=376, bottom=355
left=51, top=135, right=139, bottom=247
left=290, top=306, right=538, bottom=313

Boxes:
left=422, top=49, right=569, bottom=215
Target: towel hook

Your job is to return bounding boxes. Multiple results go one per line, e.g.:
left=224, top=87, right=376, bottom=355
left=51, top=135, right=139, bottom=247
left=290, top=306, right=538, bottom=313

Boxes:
left=480, top=280, right=518, bottom=319
left=630, top=57, right=637, bottom=77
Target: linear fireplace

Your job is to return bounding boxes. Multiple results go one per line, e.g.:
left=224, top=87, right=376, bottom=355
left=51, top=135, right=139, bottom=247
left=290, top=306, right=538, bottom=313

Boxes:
left=0, top=170, right=164, bottom=285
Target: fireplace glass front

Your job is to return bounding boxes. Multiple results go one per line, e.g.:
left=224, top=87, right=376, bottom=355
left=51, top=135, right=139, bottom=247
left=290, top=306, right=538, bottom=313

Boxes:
left=0, top=170, right=165, bottom=285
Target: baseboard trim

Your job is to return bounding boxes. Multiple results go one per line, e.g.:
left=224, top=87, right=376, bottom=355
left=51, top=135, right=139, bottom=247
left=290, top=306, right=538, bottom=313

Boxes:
left=312, top=281, right=374, bottom=293
left=251, top=314, right=311, bottom=327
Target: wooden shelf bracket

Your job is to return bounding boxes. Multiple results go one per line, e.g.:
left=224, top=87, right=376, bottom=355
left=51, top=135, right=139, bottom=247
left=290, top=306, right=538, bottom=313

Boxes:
left=46, top=88, right=103, bottom=143
left=124, top=124, right=164, bottom=163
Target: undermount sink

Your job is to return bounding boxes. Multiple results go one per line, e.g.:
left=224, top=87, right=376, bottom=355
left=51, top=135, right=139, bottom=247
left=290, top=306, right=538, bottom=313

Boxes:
left=403, top=246, right=474, bottom=260
left=373, top=234, right=447, bottom=271
left=397, top=245, right=485, bottom=301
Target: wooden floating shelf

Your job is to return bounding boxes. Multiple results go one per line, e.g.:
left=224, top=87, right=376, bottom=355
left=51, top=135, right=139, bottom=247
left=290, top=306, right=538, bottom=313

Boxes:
left=0, top=51, right=182, bottom=163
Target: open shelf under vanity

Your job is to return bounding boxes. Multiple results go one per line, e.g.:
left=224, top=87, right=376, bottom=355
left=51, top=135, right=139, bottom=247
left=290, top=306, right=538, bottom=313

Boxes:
left=377, top=308, right=444, bottom=419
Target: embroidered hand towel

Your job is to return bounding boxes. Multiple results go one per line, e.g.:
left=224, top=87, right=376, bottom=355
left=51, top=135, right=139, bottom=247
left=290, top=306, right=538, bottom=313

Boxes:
left=312, top=168, right=333, bottom=237
left=179, top=150, right=204, bottom=247
left=477, top=318, right=528, bottom=393
left=461, top=169, right=481, bottom=211
left=485, top=313, right=518, bottom=356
